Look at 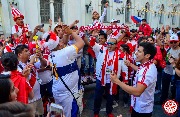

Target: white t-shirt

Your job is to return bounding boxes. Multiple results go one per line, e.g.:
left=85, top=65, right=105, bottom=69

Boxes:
left=49, top=45, right=79, bottom=96
left=131, top=61, right=157, bottom=113
left=35, top=60, right=52, bottom=85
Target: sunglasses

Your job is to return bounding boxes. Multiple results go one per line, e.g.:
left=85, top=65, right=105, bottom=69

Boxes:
left=107, top=42, right=116, bottom=45
left=170, top=41, right=178, bottom=44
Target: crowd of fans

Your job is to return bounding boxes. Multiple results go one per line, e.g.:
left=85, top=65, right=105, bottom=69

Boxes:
left=0, top=2, right=180, bottom=117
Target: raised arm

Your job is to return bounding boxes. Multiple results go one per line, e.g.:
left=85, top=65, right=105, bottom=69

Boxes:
left=99, top=2, right=108, bottom=23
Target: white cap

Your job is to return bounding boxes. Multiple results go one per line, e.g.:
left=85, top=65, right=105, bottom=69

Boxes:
left=170, top=34, right=179, bottom=42
left=110, top=18, right=118, bottom=23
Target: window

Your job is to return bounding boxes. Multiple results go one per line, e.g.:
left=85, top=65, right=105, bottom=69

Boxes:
left=159, top=4, right=164, bottom=24
left=172, top=7, right=176, bottom=25
left=54, top=0, right=63, bottom=22
left=40, top=0, right=50, bottom=23
left=125, top=0, right=131, bottom=23
left=144, top=2, right=150, bottom=23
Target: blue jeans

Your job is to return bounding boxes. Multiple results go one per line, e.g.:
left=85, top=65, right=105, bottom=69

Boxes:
left=176, top=80, right=180, bottom=117
left=84, top=54, right=94, bottom=75
left=94, top=79, right=113, bottom=114
left=156, top=71, right=162, bottom=91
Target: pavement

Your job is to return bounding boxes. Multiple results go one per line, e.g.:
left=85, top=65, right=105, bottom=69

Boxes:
left=81, top=83, right=177, bottom=117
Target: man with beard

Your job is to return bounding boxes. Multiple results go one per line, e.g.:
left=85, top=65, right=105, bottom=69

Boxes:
left=11, top=6, right=32, bottom=45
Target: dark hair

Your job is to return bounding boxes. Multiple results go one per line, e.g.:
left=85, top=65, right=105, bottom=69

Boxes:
left=0, top=110, right=13, bottom=117
left=0, top=102, right=34, bottom=117
left=0, top=74, right=11, bottom=104
left=139, top=42, right=157, bottom=60
left=15, top=45, right=28, bottom=56
left=99, top=32, right=107, bottom=40
left=142, top=19, right=147, bottom=22
left=120, top=44, right=130, bottom=54
left=130, top=29, right=136, bottom=33
left=1, top=53, right=18, bottom=71
left=147, top=36, right=155, bottom=42
left=137, top=37, right=147, bottom=45
left=0, top=42, right=3, bottom=47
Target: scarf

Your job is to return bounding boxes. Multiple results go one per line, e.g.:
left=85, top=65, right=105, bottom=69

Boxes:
left=101, top=48, right=119, bottom=95
left=14, top=24, right=29, bottom=45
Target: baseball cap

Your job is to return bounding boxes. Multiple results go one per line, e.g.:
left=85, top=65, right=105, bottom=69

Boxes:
left=170, top=34, right=179, bottom=42
left=110, top=19, right=118, bottom=23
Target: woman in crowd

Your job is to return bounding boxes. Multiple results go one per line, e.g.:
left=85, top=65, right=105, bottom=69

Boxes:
left=0, top=74, right=18, bottom=104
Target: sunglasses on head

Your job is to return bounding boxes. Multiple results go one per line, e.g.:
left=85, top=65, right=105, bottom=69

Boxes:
left=170, top=41, right=178, bottom=44
left=107, top=42, right=116, bottom=45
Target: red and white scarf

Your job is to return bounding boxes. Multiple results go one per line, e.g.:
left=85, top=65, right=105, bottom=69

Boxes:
left=130, top=60, right=153, bottom=112
left=101, top=48, right=119, bottom=95
left=14, top=24, right=29, bottom=45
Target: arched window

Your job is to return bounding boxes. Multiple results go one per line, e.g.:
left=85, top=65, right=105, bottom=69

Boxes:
left=54, top=0, right=63, bottom=22
left=159, top=4, right=164, bottom=24
left=144, top=2, right=150, bottom=22
left=40, top=0, right=50, bottom=23
left=172, top=7, right=176, bottom=25
left=125, top=0, right=131, bottom=23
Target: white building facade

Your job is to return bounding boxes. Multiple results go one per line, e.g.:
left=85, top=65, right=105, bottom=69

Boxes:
left=0, top=0, right=180, bottom=36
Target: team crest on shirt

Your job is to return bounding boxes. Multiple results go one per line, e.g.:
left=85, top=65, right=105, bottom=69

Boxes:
left=162, top=99, right=178, bottom=116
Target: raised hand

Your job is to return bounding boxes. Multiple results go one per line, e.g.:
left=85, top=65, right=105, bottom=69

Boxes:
left=62, top=25, right=72, bottom=35
left=124, top=60, right=131, bottom=67
left=110, top=71, right=119, bottom=84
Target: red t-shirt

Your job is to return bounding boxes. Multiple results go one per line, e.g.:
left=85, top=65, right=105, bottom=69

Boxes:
left=10, top=70, right=32, bottom=104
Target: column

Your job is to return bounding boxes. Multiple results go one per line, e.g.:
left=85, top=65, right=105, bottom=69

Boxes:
left=50, top=0, right=55, bottom=28
left=1, top=0, right=11, bottom=36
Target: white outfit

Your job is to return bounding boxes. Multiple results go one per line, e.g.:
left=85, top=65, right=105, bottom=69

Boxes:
left=92, top=43, right=128, bottom=86
left=49, top=45, right=79, bottom=117
left=35, top=61, right=52, bottom=85
left=131, top=61, right=157, bottom=113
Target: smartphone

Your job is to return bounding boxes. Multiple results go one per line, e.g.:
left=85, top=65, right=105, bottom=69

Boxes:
left=50, top=103, right=64, bottom=117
